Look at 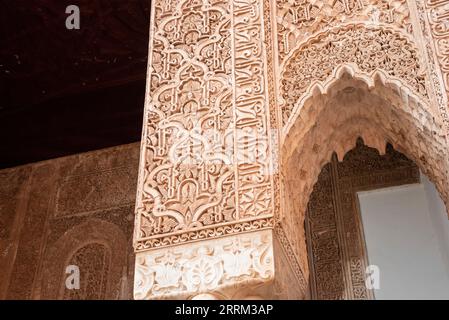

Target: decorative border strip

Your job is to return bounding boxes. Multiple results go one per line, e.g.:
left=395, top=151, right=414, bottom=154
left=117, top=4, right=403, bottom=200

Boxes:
left=232, top=0, right=275, bottom=222
left=136, top=217, right=274, bottom=250
left=274, top=222, right=307, bottom=293
left=134, top=229, right=274, bottom=299
left=420, top=0, right=449, bottom=132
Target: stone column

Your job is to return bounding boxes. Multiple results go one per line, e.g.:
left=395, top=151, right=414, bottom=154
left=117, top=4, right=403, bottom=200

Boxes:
left=132, top=0, right=305, bottom=299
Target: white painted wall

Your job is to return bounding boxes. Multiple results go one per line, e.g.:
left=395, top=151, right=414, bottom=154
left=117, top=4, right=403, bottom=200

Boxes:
left=357, top=174, right=449, bottom=299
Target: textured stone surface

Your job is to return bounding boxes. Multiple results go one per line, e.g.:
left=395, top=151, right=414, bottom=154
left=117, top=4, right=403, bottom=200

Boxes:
left=134, top=0, right=449, bottom=299
left=0, top=143, right=139, bottom=299
left=0, top=166, right=31, bottom=299
left=134, top=227, right=307, bottom=300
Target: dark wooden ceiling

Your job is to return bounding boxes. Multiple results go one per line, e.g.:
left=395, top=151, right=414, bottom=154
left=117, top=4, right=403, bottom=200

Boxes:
left=0, top=0, right=150, bottom=169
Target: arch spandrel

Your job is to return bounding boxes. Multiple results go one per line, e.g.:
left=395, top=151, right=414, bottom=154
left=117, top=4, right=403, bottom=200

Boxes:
left=279, top=23, right=436, bottom=129
left=276, top=0, right=414, bottom=64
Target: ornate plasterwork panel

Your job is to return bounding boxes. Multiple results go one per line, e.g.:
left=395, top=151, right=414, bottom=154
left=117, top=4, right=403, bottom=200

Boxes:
left=421, top=0, right=449, bottom=129
left=280, top=23, right=428, bottom=125
left=135, top=0, right=274, bottom=251
left=275, top=0, right=449, bottom=134
left=276, top=0, right=413, bottom=64
left=233, top=0, right=274, bottom=223
left=134, top=230, right=274, bottom=299
left=137, top=0, right=235, bottom=247
left=133, top=0, right=449, bottom=299
left=306, top=141, right=420, bottom=299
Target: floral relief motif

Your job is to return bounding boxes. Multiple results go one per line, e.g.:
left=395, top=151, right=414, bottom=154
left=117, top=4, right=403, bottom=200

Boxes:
left=280, top=24, right=428, bottom=125
left=424, top=0, right=449, bottom=128
left=133, top=0, right=449, bottom=300
left=134, top=230, right=274, bottom=299
left=135, top=0, right=274, bottom=251
left=233, top=0, right=275, bottom=220
left=276, top=0, right=413, bottom=64
left=182, top=247, right=224, bottom=292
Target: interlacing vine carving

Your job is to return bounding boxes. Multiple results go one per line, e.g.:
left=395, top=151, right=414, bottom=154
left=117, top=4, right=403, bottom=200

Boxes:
left=138, top=0, right=236, bottom=246
left=276, top=0, right=412, bottom=64
left=280, top=24, right=428, bottom=125
left=135, top=0, right=274, bottom=251
left=133, top=0, right=449, bottom=299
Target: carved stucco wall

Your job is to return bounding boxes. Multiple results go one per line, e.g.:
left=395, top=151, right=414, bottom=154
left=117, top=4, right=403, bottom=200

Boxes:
left=135, top=0, right=274, bottom=251
left=133, top=0, right=284, bottom=300
left=134, top=0, right=449, bottom=299
left=0, top=143, right=139, bottom=299
left=306, top=140, right=420, bottom=300
left=278, top=0, right=449, bottom=297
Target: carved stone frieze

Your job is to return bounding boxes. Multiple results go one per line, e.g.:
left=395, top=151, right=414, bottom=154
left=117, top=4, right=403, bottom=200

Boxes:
left=134, top=229, right=274, bottom=299
left=276, top=0, right=413, bottom=64
left=421, top=0, right=449, bottom=130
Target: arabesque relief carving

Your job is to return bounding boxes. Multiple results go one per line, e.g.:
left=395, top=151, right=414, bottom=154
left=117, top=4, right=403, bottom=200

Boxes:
left=138, top=0, right=235, bottom=246
left=423, top=0, right=449, bottom=128
left=134, top=0, right=449, bottom=299
left=280, top=23, right=428, bottom=125
left=276, top=0, right=413, bottom=64
left=134, top=230, right=274, bottom=299
left=135, top=0, right=274, bottom=252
